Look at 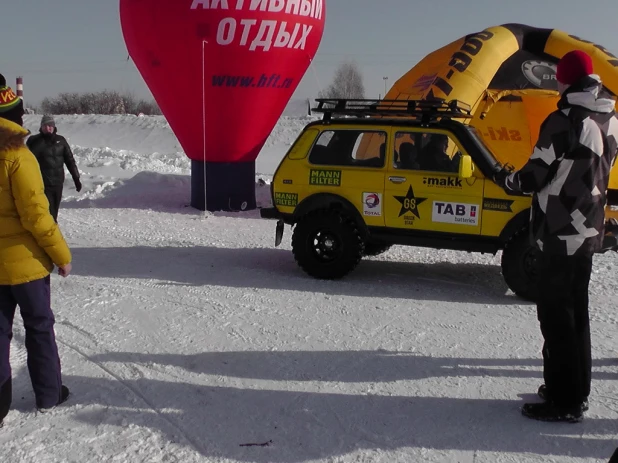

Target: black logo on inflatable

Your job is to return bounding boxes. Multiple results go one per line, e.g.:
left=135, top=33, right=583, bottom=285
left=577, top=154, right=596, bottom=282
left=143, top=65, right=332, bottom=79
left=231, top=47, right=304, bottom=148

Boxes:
left=521, top=60, right=558, bottom=90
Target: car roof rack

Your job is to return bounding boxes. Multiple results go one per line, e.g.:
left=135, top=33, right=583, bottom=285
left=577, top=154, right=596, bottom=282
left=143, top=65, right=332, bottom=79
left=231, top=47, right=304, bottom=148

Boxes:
left=312, top=98, right=472, bottom=123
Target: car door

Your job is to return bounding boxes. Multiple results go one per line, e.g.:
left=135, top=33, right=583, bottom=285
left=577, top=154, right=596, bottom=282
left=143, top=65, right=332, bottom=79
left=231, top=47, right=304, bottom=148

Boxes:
left=303, top=125, right=388, bottom=227
left=384, top=129, right=484, bottom=235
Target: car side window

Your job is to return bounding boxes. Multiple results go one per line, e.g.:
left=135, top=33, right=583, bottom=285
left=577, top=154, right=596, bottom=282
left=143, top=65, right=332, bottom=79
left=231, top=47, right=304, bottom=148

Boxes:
left=394, top=131, right=461, bottom=174
left=393, top=132, right=420, bottom=170
left=309, top=130, right=387, bottom=168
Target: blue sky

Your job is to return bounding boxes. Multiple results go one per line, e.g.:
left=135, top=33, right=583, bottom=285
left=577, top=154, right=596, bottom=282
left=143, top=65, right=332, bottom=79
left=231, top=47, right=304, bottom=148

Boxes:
left=2, top=0, right=617, bottom=106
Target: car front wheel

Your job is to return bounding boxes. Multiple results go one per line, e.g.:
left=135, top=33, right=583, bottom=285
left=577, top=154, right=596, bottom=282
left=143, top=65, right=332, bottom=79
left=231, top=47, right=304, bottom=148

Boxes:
left=501, top=231, right=539, bottom=302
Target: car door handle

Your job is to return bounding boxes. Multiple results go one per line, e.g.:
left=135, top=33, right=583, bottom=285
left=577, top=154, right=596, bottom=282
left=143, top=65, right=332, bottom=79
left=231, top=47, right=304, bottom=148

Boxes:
left=389, top=176, right=407, bottom=184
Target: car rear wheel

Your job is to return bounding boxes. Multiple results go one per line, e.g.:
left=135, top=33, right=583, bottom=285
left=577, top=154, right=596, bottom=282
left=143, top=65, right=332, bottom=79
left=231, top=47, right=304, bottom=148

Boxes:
left=501, top=231, right=539, bottom=302
left=292, top=210, right=364, bottom=279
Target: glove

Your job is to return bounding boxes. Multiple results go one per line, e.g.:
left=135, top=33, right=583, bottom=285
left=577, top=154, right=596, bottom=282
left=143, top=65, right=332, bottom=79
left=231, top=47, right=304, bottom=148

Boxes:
left=74, top=178, right=82, bottom=192
left=493, top=168, right=509, bottom=187
left=492, top=163, right=514, bottom=187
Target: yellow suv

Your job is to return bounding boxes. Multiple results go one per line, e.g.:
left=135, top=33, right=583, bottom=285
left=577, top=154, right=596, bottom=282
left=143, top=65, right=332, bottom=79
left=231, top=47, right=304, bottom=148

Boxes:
left=260, top=99, right=618, bottom=300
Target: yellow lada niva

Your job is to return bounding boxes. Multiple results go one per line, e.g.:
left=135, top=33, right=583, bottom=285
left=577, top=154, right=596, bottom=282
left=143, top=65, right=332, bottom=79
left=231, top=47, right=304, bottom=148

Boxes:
left=260, top=99, right=618, bottom=301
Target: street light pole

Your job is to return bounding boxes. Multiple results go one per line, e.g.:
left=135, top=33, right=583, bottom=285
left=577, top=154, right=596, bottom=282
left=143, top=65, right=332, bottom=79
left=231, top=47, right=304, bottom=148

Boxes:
left=383, top=76, right=388, bottom=97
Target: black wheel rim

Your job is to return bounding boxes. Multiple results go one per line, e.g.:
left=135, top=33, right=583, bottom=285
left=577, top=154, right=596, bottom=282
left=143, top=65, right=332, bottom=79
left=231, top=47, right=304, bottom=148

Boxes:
left=309, top=229, right=342, bottom=263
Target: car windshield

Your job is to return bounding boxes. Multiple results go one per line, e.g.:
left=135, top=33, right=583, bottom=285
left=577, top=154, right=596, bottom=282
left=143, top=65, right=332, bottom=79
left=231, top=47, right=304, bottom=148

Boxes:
left=462, top=125, right=501, bottom=165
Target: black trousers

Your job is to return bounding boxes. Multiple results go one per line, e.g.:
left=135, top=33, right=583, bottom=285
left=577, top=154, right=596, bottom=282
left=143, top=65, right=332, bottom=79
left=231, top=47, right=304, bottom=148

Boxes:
left=0, top=276, right=63, bottom=412
left=536, top=252, right=593, bottom=407
left=44, top=185, right=63, bottom=222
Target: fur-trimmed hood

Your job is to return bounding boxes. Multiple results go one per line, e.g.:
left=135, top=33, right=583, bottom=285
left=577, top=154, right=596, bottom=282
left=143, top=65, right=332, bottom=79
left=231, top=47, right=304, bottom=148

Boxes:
left=0, top=117, right=29, bottom=153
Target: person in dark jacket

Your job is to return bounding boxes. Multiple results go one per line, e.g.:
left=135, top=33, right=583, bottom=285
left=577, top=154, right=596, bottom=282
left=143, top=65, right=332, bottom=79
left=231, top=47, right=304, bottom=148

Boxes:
left=495, top=51, right=618, bottom=422
left=418, top=133, right=460, bottom=173
left=0, top=76, right=72, bottom=428
left=26, top=115, right=81, bottom=222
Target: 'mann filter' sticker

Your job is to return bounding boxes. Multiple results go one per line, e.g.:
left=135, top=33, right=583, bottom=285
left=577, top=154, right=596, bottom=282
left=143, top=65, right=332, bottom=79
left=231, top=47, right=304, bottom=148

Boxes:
left=309, top=169, right=341, bottom=186
left=275, top=192, right=298, bottom=207
left=432, top=201, right=479, bottom=226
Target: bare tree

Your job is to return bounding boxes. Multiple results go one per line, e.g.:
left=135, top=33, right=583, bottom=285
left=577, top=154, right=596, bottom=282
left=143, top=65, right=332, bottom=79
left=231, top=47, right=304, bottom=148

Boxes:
left=121, top=92, right=137, bottom=115
left=135, top=99, right=162, bottom=115
left=319, top=61, right=365, bottom=100
left=40, top=90, right=163, bottom=115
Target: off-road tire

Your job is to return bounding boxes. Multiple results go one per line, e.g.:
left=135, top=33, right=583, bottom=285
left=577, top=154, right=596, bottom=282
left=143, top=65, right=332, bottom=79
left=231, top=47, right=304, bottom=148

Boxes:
left=362, top=242, right=392, bottom=257
left=501, top=230, right=539, bottom=302
left=292, top=209, right=364, bottom=279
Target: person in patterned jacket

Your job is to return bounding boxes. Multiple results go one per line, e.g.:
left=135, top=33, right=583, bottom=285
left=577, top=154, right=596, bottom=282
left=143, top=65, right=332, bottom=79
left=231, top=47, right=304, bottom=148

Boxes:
left=495, top=50, right=618, bottom=422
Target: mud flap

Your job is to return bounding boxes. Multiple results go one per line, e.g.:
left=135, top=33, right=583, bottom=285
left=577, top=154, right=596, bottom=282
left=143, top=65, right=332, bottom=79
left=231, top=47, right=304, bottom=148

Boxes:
left=275, top=220, right=284, bottom=247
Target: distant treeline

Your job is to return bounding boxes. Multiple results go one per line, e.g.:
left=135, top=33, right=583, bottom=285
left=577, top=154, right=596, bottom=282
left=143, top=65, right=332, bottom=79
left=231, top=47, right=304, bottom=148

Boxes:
left=39, top=90, right=162, bottom=115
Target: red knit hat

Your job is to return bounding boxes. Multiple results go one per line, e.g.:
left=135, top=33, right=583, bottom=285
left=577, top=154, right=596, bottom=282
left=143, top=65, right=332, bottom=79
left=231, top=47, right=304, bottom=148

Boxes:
left=556, top=50, right=593, bottom=85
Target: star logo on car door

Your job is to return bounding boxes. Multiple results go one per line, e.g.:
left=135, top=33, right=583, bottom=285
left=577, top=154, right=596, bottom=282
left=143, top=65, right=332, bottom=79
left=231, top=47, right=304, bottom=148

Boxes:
left=394, top=185, right=427, bottom=218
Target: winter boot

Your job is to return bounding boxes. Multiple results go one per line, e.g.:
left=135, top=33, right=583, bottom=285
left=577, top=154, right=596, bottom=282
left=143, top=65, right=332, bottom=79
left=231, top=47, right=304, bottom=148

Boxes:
left=522, top=401, right=584, bottom=423
left=538, top=384, right=589, bottom=411
left=37, top=385, right=70, bottom=413
left=0, top=377, right=11, bottom=427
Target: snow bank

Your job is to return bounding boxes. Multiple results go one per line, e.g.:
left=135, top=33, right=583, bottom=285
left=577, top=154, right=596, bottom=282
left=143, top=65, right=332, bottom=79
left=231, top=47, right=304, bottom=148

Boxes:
left=23, top=113, right=317, bottom=178
left=22, top=113, right=316, bottom=209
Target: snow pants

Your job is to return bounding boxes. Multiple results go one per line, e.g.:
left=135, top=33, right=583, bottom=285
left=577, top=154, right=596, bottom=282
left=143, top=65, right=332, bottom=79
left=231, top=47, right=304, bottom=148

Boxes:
left=44, top=185, right=63, bottom=222
left=536, top=252, right=593, bottom=408
left=0, top=276, right=63, bottom=413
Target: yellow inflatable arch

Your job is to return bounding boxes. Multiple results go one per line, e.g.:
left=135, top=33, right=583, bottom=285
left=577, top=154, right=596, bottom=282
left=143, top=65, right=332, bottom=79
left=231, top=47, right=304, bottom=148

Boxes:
left=387, top=23, right=618, bottom=187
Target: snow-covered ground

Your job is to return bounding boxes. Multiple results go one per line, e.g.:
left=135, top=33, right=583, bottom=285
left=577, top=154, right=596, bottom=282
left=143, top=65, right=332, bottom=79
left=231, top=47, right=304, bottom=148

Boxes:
left=1, top=114, right=617, bottom=462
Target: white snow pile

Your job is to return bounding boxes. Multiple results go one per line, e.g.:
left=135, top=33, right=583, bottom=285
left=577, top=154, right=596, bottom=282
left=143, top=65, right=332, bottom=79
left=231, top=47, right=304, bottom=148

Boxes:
left=0, top=113, right=616, bottom=463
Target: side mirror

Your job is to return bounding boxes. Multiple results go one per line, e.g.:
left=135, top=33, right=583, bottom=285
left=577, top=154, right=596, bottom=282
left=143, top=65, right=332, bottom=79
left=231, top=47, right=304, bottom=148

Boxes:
left=458, top=154, right=474, bottom=178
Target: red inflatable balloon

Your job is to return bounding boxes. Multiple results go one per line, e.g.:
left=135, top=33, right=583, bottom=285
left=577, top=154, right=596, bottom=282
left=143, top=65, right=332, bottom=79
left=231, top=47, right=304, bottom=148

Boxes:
left=120, top=0, right=326, bottom=211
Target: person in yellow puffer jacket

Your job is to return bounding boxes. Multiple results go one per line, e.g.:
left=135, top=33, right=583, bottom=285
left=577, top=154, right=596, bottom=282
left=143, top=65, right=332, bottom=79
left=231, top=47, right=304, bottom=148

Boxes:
left=0, top=75, right=73, bottom=427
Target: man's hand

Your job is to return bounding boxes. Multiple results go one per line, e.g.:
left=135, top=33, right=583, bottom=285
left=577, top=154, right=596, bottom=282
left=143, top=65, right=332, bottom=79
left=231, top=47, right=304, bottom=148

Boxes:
left=58, top=263, right=72, bottom=277
left=492, top=163, right=515, bottom=187
left=74, top=178, right=82, bottom=192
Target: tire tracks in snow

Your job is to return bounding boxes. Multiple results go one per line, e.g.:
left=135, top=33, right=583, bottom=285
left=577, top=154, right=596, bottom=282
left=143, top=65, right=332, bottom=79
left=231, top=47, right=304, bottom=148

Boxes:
left=66, top=274, right=281, bottom=347
left=54, top=323, right=209, bottom=457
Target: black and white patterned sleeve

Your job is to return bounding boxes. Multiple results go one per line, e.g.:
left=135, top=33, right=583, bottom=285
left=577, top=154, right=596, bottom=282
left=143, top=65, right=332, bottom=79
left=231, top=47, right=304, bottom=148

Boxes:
left=504, top=112, right=567, bottom=194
